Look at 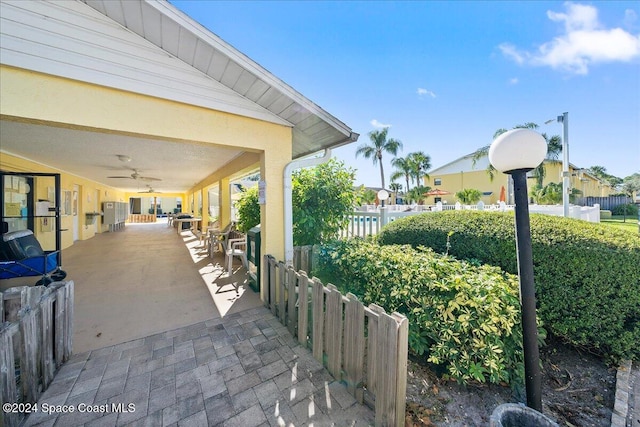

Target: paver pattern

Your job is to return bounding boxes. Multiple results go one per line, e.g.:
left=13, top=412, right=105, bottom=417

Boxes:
left=23, top=306, right=374, bottom=426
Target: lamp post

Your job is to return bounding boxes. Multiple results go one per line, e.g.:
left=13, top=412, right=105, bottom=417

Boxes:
left=489, top=128, right=547, bottom=412
left=545, top=112, right=569, bottom=217
left=377, top=189, right=389, bottom=208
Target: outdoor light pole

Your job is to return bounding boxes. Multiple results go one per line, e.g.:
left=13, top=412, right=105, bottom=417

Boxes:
left=546, top=112, right=569, bottom=217
left=377, top=189, right=389, bottom=208
left=559, top=112, right=569, bottom=218
left=489, top=128, right=547, bottom=413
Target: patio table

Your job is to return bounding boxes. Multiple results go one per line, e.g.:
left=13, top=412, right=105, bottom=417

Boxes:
left=173, top=217, right=202, bottom=234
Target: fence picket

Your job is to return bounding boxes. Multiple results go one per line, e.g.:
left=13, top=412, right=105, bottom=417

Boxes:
left=392, top=313, right=409, bottom=427
left=0, top=281, right=74, bottom=427
left=41, top=293, right=55, bottom=387
left=267, top=256, right=276, bottom=314
left=262, top=258, right=407, bottom=426
left=287, top=268, right=297, bottom=336
left=344, top=293, right=364, bottom=402
left=297, top=272, right=309, bottom=346
left=19, top=307, right=39, bottom=404
left=54, top=286, right=66, bottom=367
left=311, top=278, right=324, bottom=363
left=325, top=285, right=343, bottom=379
left=64, top=281, right=74, bottom=360
left=0, top=323, right=19, bottom=427
left=278, top=261, right=286, bottom=322
left=375, top=312, right=398, bottom=426
left=366, top=304, right=386, bottom=396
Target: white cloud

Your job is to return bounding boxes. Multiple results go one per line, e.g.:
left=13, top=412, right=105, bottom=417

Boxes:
left=508, top=77, right=519, bottom=85
left=499, top=43, right=526, bottom=64
left=417, top=88, right=436, bottom=98
left=499, top=2, right=640, bottom=75
left=370, top=119, right=392, bottom=128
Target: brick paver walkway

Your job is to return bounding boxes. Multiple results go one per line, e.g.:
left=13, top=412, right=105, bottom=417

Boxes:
left=23, top=306, right=374, bottom=426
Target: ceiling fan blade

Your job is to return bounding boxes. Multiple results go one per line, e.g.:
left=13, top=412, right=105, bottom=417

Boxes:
left=107, top=176, right=133, bottom=179
left=139, top=176, right=162, bottom=182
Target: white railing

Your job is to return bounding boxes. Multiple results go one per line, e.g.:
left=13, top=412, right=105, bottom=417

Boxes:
left=341, top=202, right=598, bottom=239
left=529, top=203, right=600, bottom=223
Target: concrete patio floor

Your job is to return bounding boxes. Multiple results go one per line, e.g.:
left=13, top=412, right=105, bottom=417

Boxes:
left=64, top=219, right=263, bottom=353
left=22, top=220, right=375, bottom=426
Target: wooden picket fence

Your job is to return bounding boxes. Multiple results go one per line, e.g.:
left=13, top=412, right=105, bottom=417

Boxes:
left=291, top=244, right=316, bottom=273
left=263, top=255, right=408, bottom=427
left=0, top=281, right=74, bottom=427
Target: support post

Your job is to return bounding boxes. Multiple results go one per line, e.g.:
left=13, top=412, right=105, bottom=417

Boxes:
left=511, top=170, right=542, bottom=412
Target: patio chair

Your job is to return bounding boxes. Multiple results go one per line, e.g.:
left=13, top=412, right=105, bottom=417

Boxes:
left=194, top=220, right=219, bottom=249
left=209, top=222, right=234, bottom=258
left=222, top=231, right=247, bottom=274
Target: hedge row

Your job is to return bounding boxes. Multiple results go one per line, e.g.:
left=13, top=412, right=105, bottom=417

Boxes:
left=314, top=239, right=540, bottom=385
left=377, top=211, right=640, bottom=362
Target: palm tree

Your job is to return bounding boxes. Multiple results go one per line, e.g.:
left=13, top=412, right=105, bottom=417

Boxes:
left=407, top=151, right=432, bottom=187
left=406, top=185, right=431, bottom=205
left=391, top=156, right=413, bottom=193
left=472, top=123, right=561, bottom=186
left=389, top=182, right=402, bottom=205
left=355, top=127, right=402, bottom=189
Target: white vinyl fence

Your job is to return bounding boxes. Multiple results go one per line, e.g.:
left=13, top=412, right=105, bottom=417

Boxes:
left=341, top=202, right=599, bottom=239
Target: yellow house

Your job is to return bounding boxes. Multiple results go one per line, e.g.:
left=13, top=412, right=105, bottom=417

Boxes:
left=0, top=0, right=357, bottom=301
left=425, top=153, right=615, bottom=205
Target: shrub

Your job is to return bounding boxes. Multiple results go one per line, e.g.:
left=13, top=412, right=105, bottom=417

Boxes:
left=612, top=203, right=639, bottom=216
left=234, top=186, right=260, bottom=232
left=233, top=159, right=359, bottom=242
left=292, top=159, right=359, bottom=245
left=378, top=211, right=640, bottom=362
left=455, top=188, right=482, bottom=204
left=314, top=239, right=538, bottom=385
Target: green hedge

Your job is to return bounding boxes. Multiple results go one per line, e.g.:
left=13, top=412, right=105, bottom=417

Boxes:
left=314, top=239, right=538, bottom=385
left=612, top=203, right=639, bottom=216
left=378, top=211, right=640, bottom=362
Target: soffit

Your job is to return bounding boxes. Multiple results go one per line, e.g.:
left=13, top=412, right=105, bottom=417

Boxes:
left=82, top=0, right=358, bottom=157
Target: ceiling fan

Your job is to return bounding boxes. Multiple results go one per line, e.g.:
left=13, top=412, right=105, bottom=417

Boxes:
left=107, top=168, right=161, bottom=182
left=138, top=185, right=161, bottom=194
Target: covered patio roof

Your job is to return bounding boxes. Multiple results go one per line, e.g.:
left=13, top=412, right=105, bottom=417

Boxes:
left=0, top=0, right=358, bottom=194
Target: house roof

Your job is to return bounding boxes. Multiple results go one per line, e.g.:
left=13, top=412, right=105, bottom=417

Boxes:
left=429, top=153, right=490, bottom=176
left=0, top=0, right=358, bottom=193
left=429, top=153, right=612, bottom=188
left=81, top=0, right=358, bottom=158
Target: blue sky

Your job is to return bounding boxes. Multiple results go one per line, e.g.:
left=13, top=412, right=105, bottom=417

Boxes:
left=171, top=1, right=640, bottom=188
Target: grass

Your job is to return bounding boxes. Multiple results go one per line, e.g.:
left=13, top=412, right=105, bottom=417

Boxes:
left=600, top=215, right=639, bottom=233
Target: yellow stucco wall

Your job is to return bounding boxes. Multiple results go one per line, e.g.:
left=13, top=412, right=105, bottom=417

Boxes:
left=427, top=170, right=509, bottom=204
left=0, top=152, right=128, bottom=249
left=1, top=66, right=293, bottom=279
left=427, top=160, right=615, bottom=204
left=543, top=162, right=614, bottom=197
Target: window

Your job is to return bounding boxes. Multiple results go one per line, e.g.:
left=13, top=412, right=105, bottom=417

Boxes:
left=434, top=178, right=442, bottom=186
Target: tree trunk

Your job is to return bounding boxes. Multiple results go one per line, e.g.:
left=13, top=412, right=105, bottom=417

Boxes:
left=379, top=157, right=385, bottom=189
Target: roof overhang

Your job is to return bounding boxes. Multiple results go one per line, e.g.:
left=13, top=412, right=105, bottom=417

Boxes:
left=82, top=0, right=359, bottom=158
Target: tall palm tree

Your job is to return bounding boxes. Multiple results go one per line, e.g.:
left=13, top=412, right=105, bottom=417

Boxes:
left=472, top=122, right=561, bottom=186
left=391, top=156, right=413, bottom=193
left=407, top=151, right=432, bottom=187
left=355, top=127, right=402, bottom=189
